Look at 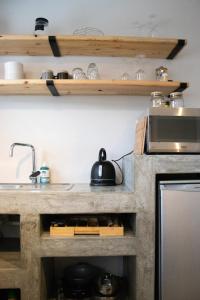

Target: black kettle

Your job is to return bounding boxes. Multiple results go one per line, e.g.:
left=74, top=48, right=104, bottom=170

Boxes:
left=90, top=148, right=116, bottom=186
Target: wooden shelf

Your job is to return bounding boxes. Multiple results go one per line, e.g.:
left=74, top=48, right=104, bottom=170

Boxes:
left=0, top=79, right=188, bottom=96
left=0, top=35, right=186, bottom=59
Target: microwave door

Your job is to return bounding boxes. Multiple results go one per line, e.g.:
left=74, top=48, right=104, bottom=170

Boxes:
left=148, top=115, right=200, bottom=153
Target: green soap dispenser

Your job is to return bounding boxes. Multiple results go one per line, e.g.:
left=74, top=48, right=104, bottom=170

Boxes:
left=40, top=162, right=50, bottom=184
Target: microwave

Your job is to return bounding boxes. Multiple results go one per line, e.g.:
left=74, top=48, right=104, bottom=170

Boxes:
left=146, top=107, right=200, bottom=153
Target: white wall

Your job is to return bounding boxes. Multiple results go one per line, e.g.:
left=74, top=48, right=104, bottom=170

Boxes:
left=0, top=0, right=199, bottom=183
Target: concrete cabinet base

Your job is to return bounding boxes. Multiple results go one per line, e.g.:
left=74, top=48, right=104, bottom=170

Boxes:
left=0, top=155, right=200, bottom=300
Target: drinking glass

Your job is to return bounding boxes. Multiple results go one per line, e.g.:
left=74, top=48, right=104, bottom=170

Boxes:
left=72, top=68, right=87, bottom=80
left=121, top=72, right=131, bottom=80
left=87, top=63, right=100, bottom=80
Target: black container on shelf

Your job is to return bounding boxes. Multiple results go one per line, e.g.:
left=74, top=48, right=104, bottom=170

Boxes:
left=63, top=263, right=100, bottom=298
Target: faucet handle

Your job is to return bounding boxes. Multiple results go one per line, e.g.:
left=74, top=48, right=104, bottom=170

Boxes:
left=29, top=170, right=40, bottom=181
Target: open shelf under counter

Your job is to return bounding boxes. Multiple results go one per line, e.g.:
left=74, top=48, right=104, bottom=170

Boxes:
left=0, top=79, right=188, bottom=96
left=0, top=35, right=186, bottom=58
left=40, top=231, right=136, bottom=257
left=0, top=252, right=24, bottom=289
left=0, top=252, right=21, bottom=269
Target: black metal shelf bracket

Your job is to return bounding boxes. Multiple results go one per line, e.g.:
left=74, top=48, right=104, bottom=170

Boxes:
left=167, top=39, right=186, bottom=59
left=48, top=36, right=61, bottom=57
left=46, top=80, right=60, bottom=96
left=173, top=82, right=188, bottom=93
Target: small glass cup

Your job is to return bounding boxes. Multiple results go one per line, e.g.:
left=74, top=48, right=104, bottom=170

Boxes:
left=134, top=54, right=146, bottom=80
left=87, top=63, right=100, bottom=80
left=40, top=70, right=54, bottom=79
left=136, top=69, right=145, bottom=80
left=73, top=26, right=104, bottom=36
left=121, top=72, right=131, bottom=80
left=72, top=68, right=87, bottom=80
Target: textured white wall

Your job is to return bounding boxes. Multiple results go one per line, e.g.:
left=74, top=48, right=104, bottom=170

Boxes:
left=0, top=0, right=199, bottom=183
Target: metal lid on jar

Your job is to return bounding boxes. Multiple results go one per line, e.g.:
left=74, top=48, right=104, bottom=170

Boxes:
left=156, top=66, right=168, bottom=73
left=169, top=92, right=183, bottom=99
left=35, top=17, right=49, bottom=31
left=151, top=91, right=164, bottom=98
left=35, top=17, right=49, bottom=24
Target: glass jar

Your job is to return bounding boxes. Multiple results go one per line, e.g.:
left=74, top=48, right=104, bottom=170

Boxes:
left=155, top=66, right=168, bottom=81
left=34, top=17, right=49, bottom=36
left=169, top=92, right=184, bottom=108
left=151, top=91, right=168, bottom=107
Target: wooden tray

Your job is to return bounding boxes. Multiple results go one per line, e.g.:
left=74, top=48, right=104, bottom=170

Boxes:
left=50, top=226, right=124, bottom=237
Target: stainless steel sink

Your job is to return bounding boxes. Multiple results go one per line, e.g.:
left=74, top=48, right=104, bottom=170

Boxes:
left=0, top=183, right=73, bottom=191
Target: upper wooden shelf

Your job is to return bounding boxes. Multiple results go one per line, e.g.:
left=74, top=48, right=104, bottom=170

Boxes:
left=0, top=79, right=188, bottom=96
left=0, top=35, right=186, bottom=59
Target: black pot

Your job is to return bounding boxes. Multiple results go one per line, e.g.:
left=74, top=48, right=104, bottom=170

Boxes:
left=90, top=148, right=116, bottom=186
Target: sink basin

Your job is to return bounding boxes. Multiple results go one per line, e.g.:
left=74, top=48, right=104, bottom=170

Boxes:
left=0, top=183, right=73, bottom=191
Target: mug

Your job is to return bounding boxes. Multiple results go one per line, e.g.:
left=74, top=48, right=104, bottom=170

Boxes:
left=4, top=61, right=23, bottom=73
left=4, top=61, right=24, bottom=79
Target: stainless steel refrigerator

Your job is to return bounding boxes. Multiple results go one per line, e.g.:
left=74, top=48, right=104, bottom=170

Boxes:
left=156, top=178, right=200, bottom=300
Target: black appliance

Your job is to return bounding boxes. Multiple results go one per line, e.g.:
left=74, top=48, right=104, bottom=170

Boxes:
left=63, top=262, right=100, bottom=299
left=90, top=148, right=116, bottom=186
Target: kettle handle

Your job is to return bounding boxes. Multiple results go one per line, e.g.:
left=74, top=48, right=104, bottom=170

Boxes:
left=99, top=148, right=107, bottom=162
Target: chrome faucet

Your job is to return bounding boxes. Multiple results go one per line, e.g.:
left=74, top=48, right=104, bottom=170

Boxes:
left=9, top=143, right=39, bottom=184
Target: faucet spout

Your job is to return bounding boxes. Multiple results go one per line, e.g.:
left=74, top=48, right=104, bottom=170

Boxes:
left=9, top=142, right=37, bottom=184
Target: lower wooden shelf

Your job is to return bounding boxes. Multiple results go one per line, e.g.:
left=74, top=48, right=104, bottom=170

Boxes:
left=0, top=79, right=188, bottom=96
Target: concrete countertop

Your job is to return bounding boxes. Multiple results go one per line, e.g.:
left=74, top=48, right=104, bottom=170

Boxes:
left=0, top=183, right=132, bottom=194
left=0, top=183, right=135, bottom=214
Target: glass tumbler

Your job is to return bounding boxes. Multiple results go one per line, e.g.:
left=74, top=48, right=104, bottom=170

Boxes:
left=87, top=63, right=100, bottom=80
left=121, top=72, right=131, bottom=80
left=72, top=68, right=87, bottom=80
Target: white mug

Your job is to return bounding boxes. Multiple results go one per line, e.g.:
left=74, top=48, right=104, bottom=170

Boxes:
left=4, top=61, right=24, bottom=79
left=5, top=72, right=25, bottom=80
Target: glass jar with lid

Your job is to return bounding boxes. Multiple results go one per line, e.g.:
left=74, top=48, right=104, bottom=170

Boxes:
left=150, top=91, right=168, bottom=107
left=155, top=66, right=168, bottom=81
left=34, top=17, right=49, bottom=36
left=169, top=92, right=184, bottom=108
